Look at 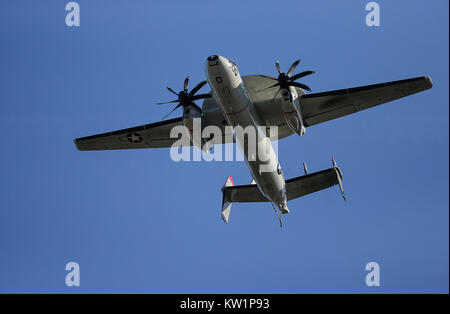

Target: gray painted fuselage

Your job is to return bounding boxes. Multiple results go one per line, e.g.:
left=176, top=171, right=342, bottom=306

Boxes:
left=206, top=55, right=288, bottom=213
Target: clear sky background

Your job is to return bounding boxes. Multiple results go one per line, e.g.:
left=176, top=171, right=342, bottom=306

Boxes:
left=0, top=0, right=448, bottom=293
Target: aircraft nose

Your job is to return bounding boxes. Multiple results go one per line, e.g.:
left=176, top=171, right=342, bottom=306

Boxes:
left=205, top=55, right=228, bottom=78
left=207, top=55, right=219, bottom=62
left=206, top=55, right=223, bottom=68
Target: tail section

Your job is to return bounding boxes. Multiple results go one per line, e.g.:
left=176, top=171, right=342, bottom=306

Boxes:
left=219, top=158, right=346, bottom=225
left=221, top=176, right=235, bottom=223
left=332, top=157, right=346, bottom=201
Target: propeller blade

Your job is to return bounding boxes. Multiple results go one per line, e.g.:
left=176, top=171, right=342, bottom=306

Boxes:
left=189, top=80, right=207, bottom=96
left=290, top=70, right=315, bottom=82
left=167, top=86, right=178, bottom=96
left=270, top=88, right=281, bottom=103
left=259, top=75, right=278, bottom=81
left=275, top=61, right=282, bottom=74
left=161, top=103, right=182, bottom=120
left=287, top=59, right=301, bottom=76
left=256, top=83, right=280, bottom=93
left=184, top=76, right=190, bottom=92
left=191, top=93, right=211, bottom=101
left=288, top=81, right=312, bottom=92
left=190, top=102, right=203, bottom=114
left=156, top=100, right=179, bottom=105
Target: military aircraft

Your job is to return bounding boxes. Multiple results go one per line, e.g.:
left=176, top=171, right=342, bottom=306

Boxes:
left=74, top=55, right=432, bottom=227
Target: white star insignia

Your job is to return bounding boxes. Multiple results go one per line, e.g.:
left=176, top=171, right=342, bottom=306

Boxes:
left=127, top=133, right=143, bottom=143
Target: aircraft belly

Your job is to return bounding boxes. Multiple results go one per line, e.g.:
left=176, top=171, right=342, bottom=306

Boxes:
left=206, top=56, right=286, bottom=205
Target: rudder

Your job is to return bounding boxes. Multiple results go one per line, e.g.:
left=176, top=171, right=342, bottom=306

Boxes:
left=221, top=176, right=234, bottom=223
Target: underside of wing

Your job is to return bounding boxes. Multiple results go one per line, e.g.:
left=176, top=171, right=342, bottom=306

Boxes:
left=74, top=117, right=185, bottom=151
left=300, top=76, right=433, bottom=127
left=74, top=110, right=236, bottom=151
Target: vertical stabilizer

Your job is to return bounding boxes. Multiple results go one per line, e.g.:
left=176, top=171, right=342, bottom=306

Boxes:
left=221, top=176, right=235, bottom=223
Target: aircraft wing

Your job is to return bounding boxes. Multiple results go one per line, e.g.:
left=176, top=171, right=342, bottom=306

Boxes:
left=74, top=117, right=186, bottom=151
left=300, top=76, right=433, bottom=127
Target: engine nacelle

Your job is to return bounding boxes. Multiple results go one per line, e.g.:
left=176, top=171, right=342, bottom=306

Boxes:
left=281, top=87, right=306, bottom=136
left=183, top=106, right=212, bottom=152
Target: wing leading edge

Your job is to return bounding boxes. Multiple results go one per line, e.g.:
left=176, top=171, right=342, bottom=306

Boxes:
left=301, top=76, right=432, bottom=127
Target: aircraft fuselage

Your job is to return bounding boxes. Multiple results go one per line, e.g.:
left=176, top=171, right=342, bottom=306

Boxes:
left=206, top=55, right=289, bottom=214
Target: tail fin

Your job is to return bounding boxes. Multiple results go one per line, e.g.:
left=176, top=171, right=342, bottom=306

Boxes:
left=221, top=176, right=234, bottom=223
left=332, top=157, right=346, bottom=201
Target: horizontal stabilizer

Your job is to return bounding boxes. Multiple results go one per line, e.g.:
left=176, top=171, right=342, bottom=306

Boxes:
left=286, top=158, right=345, bottom=201
left=222, top=159, right=345, bottom=204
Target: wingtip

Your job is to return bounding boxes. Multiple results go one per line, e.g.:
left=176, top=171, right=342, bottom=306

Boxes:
left=424, top=76, right=433, bottom=89
left=73, top=138, right=84, bottom=151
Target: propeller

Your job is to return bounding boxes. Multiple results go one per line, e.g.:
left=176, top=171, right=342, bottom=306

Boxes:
left=157, top=76, right=210, bottom=120
left=257, top=59, right=315, bottom=102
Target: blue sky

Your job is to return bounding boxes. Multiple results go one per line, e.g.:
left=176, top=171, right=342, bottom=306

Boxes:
left=0, top=0, right=448, bottom=293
